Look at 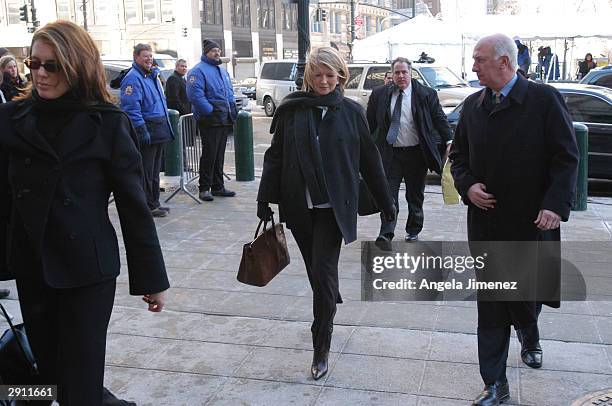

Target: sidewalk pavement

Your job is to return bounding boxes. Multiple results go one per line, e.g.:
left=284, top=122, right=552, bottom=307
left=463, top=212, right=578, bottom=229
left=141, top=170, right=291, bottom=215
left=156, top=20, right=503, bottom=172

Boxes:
left=1, top=173, right=611, bottom=405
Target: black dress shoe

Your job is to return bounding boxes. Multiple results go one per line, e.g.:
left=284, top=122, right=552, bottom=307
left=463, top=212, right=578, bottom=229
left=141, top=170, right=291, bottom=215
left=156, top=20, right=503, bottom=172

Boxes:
left=311, top=351, right=329, bottom=380
left=150, top=208, right=168, bottom=217
left=375, top=234, right=393, bottom=251
left=472, top=379, right=510, bottom=405
left=405, top=233, right=419, bottom=242
left=102, top=387, right=137, bottom=406
left=0, top=288, right=9, bottom=299
left=211, top=188, right=236, bottom=197
left=521, top=342, right=543, bottom=369
left=158, top=206, right=171, bottom=213
left=199, top=190, right=214, bottom=201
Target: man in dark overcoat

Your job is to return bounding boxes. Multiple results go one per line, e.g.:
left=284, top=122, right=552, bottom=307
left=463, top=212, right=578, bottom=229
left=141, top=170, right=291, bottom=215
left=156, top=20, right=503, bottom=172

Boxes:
left=450, top=33, right=578, bottom=406
left=367, top=57, right=452, bottom=243
left=165, top=59, right=191, bottom=116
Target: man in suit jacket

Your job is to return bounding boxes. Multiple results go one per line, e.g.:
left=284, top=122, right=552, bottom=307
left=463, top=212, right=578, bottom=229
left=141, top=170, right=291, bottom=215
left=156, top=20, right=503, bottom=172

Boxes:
left=450, top=34, right=578, bottom=405
left=367, top=57, right=452, bottom=243
left=165, top=59, right=191, bottom=116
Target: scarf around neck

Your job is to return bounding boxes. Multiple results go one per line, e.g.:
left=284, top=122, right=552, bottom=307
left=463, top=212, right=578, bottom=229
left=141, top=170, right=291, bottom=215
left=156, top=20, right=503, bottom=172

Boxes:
left=271, top=88, right=344, bottom=205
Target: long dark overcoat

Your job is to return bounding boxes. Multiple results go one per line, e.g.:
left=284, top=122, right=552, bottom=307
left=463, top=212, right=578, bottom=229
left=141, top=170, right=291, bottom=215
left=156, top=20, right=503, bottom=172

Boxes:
left=257, top=96, right=394, bottom=244
left=0, top=101, right=169, bottom=296
left=449, top=75, right=579, bottom=327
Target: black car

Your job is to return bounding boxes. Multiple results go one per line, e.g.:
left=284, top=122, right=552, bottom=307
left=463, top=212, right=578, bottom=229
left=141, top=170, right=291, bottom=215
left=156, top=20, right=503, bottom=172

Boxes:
left=240, top=77, right=257, bottom=100
left=446, top=83, right=612, bottom=180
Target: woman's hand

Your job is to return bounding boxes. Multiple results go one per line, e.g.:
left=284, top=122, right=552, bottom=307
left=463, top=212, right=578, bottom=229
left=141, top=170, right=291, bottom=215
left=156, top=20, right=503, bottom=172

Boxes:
left=142, top=290, right=167, bottom=312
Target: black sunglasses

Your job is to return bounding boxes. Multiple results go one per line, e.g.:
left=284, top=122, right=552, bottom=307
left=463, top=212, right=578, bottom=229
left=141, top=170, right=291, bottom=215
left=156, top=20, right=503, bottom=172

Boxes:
left=24, top=58, right=60, bottom=73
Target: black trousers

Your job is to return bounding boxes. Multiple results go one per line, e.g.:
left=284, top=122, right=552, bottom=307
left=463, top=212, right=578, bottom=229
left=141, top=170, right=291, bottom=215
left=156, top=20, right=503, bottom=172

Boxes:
left=379, top=146, right=428, bottom=237
left=291, top=208, right=343, bottom=353
left=16, top=271, right=116, bottom=405
left=198, top=124, right=232, bottom=192
left=478, top=302, right=542, bottom=385
left=140, top=142, right=165, bottom=210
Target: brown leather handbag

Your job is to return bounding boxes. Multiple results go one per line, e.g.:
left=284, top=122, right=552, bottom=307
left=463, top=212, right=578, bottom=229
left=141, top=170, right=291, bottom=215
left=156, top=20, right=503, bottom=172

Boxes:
left=237, top=216, right=290, bottom=287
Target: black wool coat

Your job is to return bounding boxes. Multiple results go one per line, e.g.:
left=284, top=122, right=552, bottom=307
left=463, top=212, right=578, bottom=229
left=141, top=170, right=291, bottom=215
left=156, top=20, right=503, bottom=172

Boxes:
left=165, top=71, right=191, bottom=116
left=367, top=79, right=452, bottom=175
left=257, top=95, right=394, bottom=244
left=449, top=76, right=579, bottom=327
left=0, top=101, right=169, bottom=295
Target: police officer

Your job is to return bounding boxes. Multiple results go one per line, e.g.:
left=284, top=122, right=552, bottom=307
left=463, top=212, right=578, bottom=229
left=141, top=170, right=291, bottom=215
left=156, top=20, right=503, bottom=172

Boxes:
left=120, top=43, right=174, bottom=217
left=186, top=39, right=237, bottom=202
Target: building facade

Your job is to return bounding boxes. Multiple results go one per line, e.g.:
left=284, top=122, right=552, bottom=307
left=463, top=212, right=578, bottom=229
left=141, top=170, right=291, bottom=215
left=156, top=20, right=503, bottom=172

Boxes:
left=1, top=0, right=394, bottom=80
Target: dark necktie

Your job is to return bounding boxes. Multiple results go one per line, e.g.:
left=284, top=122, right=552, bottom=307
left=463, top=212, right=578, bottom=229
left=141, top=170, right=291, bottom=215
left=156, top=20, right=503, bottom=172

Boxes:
left=386, top=90, right=403, bottom=145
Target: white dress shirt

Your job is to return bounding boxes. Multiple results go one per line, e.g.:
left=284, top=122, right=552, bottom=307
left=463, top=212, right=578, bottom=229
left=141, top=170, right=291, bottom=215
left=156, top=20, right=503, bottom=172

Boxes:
left=388, top=83, right=419, bottom=147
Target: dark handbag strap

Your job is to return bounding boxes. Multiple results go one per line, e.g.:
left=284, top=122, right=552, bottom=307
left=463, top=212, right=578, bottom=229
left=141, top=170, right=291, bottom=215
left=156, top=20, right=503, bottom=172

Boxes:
left=0, top=303, right=33, bottom=371
left=253, top=215, right=276, bottom=240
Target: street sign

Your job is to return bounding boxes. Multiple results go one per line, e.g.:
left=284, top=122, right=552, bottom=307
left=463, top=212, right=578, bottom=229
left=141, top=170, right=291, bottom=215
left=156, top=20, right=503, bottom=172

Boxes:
left=354, top=16, right=363, bottom=26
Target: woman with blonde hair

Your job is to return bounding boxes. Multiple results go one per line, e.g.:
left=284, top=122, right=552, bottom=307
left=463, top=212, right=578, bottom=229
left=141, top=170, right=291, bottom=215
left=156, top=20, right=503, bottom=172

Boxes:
left=0, top=20, right=169, bottom=404
left=0, top=54, right=26, bottom=101
left=257, top=46, right=395, bottom=380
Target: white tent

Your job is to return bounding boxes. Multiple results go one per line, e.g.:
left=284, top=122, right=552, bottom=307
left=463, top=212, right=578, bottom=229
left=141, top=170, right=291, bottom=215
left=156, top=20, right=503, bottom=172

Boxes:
left=353, top=13, right=612, bottom=79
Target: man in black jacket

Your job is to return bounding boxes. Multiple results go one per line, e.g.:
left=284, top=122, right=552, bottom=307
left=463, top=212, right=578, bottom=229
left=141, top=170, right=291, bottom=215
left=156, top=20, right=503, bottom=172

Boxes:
left=367, top=57, right=452, bottom=243
left=165, top=59, right=191, bottom=116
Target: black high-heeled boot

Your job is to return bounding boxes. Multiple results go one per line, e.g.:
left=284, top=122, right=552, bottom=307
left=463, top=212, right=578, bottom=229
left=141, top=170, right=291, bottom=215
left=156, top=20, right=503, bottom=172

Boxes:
left=311, top=350, right=329, bottom=380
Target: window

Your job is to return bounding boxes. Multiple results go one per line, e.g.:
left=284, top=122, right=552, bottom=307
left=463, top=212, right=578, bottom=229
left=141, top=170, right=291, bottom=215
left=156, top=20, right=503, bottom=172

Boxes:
left=363, top=66, right=388, bottom=89
left=232, top=0, right=251, bottom=27
left=6, top=0, right=20, bottom=24
left=411, top=68, right=426, bottom=86
left=594, top=75, right=612, bottom=90
left=564, top=94, right=612, bottom=125
left=260, top=63, right=277, bottom=80
left=124, top=0, right=138, bottom=24
left=376, top=16, right=383, bottom=32
left=258, top=0, right=275, bottom=29
left=94, top=0, right=109, bottom=25
left=346, top=67, right=364, bottom=89
left=161, top=0, right=173, bottom=22
left=56, top=0, right=72, bottom=20
left=282, top=4, right=296, bottom=31
left=204, top=0, right=222, bottom=24
left=311, top=16, right=321, bottom=33
left=333, top=12, right=342, bottom=34
left=142, top=0, right=158, bottom=22
left=276, top=62, right=295, bottom=81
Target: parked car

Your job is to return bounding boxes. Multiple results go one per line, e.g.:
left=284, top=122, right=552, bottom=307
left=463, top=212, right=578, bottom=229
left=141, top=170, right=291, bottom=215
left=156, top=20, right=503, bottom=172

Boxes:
left=446, top=83, right=612, bottom=180
left=240, top=77, right=257, bottom=100
left=579, top=65, right=612, bottom=90
left=255, top=60, right=478, bottom=117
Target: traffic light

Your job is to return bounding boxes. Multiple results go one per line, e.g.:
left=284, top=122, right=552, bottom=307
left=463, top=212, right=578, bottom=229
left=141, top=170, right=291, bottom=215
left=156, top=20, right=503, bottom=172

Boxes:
left=320, top=9, right=327, bottom=21
left=19, top=4, right=29, bottom=23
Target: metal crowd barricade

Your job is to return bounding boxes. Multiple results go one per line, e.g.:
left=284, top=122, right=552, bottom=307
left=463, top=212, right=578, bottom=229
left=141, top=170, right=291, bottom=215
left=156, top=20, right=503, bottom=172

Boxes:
left=165, top=113, right=202, bottom=204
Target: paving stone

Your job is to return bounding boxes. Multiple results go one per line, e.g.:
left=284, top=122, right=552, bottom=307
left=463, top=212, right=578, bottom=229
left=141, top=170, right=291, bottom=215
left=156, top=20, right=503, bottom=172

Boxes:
left=590, top=301, right=612, bottom=317
left=419, top=361, right=519, bottom=402
left=538, top=311, right=602, bottom=343
left=434, top=305, right=478, bottom=334
left=428, top=331, right=520, bottom=367
left=360, top=302, right=439, bottom=330
left=106, top=334, right=173, bottom=368
left=208, top=378, right=320, bottom=406
left=150, top=339, right=253, bottom=375
left=325, top=353, right=424, bottom=394
left=416, top=395, right=484, bottom=405
left=519, top=368, right=612, bottom=406
left=260, top=320, right=353, bottom=353
left=105, top=365, right=226, bottom=405
left=234, top=347, right=338, bottom=386
left=316, top=387, right=417, bottom=405
left=343, top=326, right=431, bottom=359
left=595, top=316, right=612, bottom=344
left=529, top=340, right=612, bottom=374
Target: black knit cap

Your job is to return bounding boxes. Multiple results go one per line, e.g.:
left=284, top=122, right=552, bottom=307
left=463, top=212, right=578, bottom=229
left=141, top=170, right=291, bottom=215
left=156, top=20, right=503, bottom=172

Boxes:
left=203, top=39, right=221, bottom=55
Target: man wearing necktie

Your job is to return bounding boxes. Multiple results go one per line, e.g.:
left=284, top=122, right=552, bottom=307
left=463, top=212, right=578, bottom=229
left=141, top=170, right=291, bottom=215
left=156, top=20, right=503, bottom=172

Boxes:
left=367, top=57, right=452, bottom=243
left=450, top=34, right=578, bottom=405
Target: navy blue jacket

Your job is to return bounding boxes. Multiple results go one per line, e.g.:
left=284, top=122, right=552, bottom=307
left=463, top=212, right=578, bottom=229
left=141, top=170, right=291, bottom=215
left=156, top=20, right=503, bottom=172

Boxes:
left=120, top=62, right=173, bottom=144
left=186, top=56, right=237, bottom=126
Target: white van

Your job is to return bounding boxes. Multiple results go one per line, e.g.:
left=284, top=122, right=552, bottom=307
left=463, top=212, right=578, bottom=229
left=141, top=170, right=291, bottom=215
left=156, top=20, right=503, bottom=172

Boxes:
left=256, top=60, right=298, bottom=116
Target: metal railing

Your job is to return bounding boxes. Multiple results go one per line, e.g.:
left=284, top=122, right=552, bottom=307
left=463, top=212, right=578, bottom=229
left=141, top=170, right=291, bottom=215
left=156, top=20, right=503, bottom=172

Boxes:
left=165, top=114, right=202, bottom=204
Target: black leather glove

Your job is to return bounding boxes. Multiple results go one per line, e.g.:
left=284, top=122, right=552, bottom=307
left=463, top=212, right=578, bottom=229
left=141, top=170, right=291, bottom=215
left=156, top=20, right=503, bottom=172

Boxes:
left=384, top=203, right=397, bottom=222
left=257, top=201, right=274, bottom=221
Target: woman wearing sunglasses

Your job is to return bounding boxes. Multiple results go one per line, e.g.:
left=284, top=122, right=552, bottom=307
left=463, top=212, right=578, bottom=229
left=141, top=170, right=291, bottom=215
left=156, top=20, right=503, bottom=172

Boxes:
left=0, top=54, right=27, bottom=102
left=0, top=21, right=169, bottom=404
